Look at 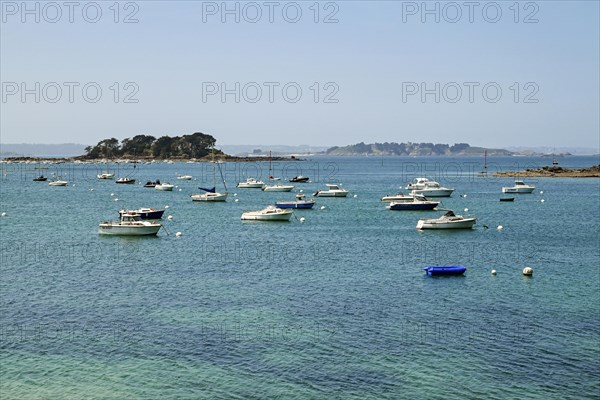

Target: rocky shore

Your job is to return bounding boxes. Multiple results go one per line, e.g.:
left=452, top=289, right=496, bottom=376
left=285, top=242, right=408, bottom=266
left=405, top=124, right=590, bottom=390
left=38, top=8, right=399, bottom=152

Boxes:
left=494, top=165, right=600, bottom=178
left=0, top=155, right=302, bottom=164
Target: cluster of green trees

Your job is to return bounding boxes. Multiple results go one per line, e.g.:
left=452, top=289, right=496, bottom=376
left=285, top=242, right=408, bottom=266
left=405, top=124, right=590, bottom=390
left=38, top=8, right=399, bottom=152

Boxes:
left=83, top=132, right=219, bottom=159
left=326, top=142, right=476, bottom=156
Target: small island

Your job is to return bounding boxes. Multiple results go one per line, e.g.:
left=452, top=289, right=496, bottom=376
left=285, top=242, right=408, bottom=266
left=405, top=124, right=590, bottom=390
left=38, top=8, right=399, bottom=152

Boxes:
left=494, top=165, right=600, bottom=178
left=2, top=132, right=300, bottom=163
left=326, top=142, right=512, bottom=156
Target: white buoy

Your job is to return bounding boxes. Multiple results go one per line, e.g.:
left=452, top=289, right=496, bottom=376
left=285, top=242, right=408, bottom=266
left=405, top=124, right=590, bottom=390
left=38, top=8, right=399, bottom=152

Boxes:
left=540, top=199, right=545, bottom=203
left=320, top=206, right=326, bottom=210
left=110, top=193, right=114, bottom=196
left=540, top=191, right=544, bottom=194
left=300, top=189, right=303, bottom=193
left=175, top=231, right=182, bottom=237
left=89, top=188, right=94, bottom=191
left=179, top=188, right=182, bottom=192
left=299, top=217, right=305, bottom=223
left=235, top=199, right=239, bottom=202
left=491, top=269, right=497, bottom=275
left=114, top=198, right=118, bottom=202
left=497, top=225, right=503, bottom=230
left=72, top=184, right=76, bottom=187
left=167, top=215, right=173, bottom=221
left=1, top=212, right=6, bottom=217
left=165, top=205, right=169, bottom=209
left=353, top=194, right=357, bottom=198
left=523, top=267, right=533, bottom=276
left=464, top=208, right=469, bottom=212
left=234, top=193, right=237, bottom=197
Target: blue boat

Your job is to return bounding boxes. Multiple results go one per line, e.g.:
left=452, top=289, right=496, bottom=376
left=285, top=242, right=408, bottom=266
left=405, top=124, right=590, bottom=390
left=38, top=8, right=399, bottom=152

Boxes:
left=275, top=193, right=316, bottom=209
left=423, top=266, right=467, bottom=276
left=119, top=208, right=165, bottom=220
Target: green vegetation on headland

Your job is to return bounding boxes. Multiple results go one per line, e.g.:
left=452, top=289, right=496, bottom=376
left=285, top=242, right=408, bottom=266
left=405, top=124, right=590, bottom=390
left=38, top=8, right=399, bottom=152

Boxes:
left=325, top=142, right=513, bottom=156
left=1, top=132, right=299, bottom=163
left=83, top=132, right=219, bottom=159
left=494, top=165, right=600, bottom=178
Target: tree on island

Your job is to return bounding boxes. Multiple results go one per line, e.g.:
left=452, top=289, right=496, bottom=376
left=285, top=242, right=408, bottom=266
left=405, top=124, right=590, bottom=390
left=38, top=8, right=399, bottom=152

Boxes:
left=83, top=132, right=219, bottom=159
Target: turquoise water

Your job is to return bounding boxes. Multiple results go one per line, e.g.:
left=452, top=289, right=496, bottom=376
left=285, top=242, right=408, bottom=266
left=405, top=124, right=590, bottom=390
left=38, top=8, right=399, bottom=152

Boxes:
left=1, top=156, right=599, bottom=399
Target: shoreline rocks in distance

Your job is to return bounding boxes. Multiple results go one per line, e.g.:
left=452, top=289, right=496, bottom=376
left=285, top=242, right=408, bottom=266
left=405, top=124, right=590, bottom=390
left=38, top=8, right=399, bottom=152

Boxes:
left=494, top=165, right=600, bottom=178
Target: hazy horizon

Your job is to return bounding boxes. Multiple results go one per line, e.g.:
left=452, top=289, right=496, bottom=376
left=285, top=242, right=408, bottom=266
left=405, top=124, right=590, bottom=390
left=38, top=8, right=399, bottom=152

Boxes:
left=1, top=1, right=599, bottom=148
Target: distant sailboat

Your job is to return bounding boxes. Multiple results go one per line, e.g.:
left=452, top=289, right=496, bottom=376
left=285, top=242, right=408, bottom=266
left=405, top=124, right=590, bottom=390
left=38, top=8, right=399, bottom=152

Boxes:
left=268, top=151, right=280, bottom=180
left=191, top=147, right=228, bottom=202
left=479, top=150, right=488, bottom=176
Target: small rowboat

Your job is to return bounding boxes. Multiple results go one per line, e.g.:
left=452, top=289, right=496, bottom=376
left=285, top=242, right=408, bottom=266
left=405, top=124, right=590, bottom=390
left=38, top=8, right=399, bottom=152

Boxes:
left=424, top=266, right=467, bottom=276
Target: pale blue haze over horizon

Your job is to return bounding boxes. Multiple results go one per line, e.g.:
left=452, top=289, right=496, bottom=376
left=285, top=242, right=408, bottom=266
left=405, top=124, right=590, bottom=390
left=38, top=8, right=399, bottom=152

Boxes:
left=1, top=0, right=598, bottom=149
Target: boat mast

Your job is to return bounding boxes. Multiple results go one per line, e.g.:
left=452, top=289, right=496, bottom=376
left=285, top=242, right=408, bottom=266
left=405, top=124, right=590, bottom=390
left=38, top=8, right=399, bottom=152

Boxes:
left=269, top=150, right=273, bottom=179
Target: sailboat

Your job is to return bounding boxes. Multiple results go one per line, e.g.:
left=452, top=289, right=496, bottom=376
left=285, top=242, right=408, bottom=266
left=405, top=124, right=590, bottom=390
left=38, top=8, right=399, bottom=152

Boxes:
left=479, top=150, right=488, bottom=176
left=267, top=150, right=280, bottom=180
left=191, top=147, right=228, bottom=202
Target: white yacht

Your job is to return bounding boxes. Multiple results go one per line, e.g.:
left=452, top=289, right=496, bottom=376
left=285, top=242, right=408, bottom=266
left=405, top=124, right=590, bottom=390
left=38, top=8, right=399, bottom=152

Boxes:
left=99, top=214, right=162, bottom=236
left=241, top=206, right=293, bottom=221
left=314, top=184, right=349, bottom=197
left=155, top=182, right=174, bottom=191
left=237, top=178, right=265, bottom=188
left=502, top=180, right=535, bottom=193
left=262, top=184, right=294, bottom=192
left=416, top=210, right=477, bottom=230
left=406, top=178, right=454, bottom=197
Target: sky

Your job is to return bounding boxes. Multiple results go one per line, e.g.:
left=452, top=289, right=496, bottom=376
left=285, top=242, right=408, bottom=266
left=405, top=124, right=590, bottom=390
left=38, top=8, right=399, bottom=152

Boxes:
left=1, top=0, right=599, bottom=149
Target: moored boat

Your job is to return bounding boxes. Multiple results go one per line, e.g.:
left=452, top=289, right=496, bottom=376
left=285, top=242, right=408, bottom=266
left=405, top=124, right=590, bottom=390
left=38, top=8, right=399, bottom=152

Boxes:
left=155, top=182, right=174, bottom=191
left=502, top=180, right=535, bottom=194
left=33, top=175, right=47, bottom=181
left=48, top=179, right=68, bottom=186
left=424, top=266, right=467, bottom=276
left=381, top=192, right=416, bottom=202
left=275, top=193, right=316, bottom=209
left=116, top=177, right=136, bottom=184
left=177, top=175, right=193, bottom=180
left=314, top=184, right=349, bottom=197
left=97, top=172, right=114, bottom=179
left=241, top=206, right=293, bottom=221
left=387, top=194, right=439, bottom=211
left=144, top=180, right=161, bottom=188
left=99, top=214, right=161, bottom=236
left=118, top=208, right=165, bottom=219
left=406, top=177, right=454, bottom=197
left=237, top=178, right=265, bottom=188
left=262, top=184, right=294, bottom=192
left=289, top=175, right=309, bottom=183
left=416, top=210, right=477, bottom=230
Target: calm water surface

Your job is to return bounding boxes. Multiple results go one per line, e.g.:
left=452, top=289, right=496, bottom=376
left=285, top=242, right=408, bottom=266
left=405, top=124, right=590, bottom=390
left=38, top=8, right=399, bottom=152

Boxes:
left=1, top=156, right=599, bottom=399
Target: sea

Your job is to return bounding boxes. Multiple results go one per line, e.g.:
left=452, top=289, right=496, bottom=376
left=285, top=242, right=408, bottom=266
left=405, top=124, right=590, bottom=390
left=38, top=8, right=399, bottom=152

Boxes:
left=1, top=155, right=599, bottom=399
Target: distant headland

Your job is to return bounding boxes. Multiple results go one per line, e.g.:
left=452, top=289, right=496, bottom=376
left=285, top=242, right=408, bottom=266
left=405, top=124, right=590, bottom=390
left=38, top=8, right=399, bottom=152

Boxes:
left=325, top=142, right=513, bottom=156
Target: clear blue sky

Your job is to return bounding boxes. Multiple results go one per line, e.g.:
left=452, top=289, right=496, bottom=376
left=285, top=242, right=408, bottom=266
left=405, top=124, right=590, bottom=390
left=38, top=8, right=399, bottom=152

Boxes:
left=1, top=1, right=598, bottom=149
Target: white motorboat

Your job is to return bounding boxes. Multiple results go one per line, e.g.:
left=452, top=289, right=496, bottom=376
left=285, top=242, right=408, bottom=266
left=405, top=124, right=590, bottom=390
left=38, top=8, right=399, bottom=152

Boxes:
left=406, top=178, right=454, bottom=197
left=155, top=182, right=174, bottom=191
left=416, top=210, right=477, bottom=230
left=381, top=192, right=414, bottom=202
left=241, top=206, right=293, bottom=221
left=502, top=180, right=535, bottom=193
left=314, top=184, right=349, bottom=197
left=237, top=178, right=265, bottom=188
left=116, top=177, right=136, bottom=184
left=99, top=214, right=161, bottom=236
left=48, top=179, right=68, bottom=186
left=97, top=172, right=114, bottom=179
left=387, top=194, right=440, bottom=211
left=177, top=175, right=193, bottom=180
left=192, top=191, right=228, bottom=202
left=262, top=184, right=294, bottom=192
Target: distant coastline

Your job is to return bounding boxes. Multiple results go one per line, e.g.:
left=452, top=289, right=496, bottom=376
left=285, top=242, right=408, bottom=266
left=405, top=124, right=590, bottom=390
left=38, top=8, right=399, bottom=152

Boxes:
left=494, top=165, right=600, bottom=178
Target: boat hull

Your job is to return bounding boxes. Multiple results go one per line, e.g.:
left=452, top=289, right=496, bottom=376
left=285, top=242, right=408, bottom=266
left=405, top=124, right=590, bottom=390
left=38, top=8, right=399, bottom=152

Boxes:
left=191, top=193, right=228, bottom=202
left=241, top=210, right=293, bottom=221
left=262, top=185, right=294, bottom=192
left=237, top=183, right=265, bottom=188
left=416, top=217, right=477, bottom=229
left=119, top=209, right=165, bottom=219
left=289, top=176, right=309, bottom=183
left=98, top=224, right=161, bottom=236
left=388, top=202, right=438, bottom=211
left=275, top=200, right=315, bottom=209
left=424, top=266, right=467, bottom=276
left=502, top=187, right=535, bottom=194
left=48, top=181, right=68, bottom=186
left=155, top=185, right=174, bottom=191
left=116, top=179, right=135, bottom=184
left=315, top=191, right=348, bottom=197
left=410, top=189, right=454, bottom=197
